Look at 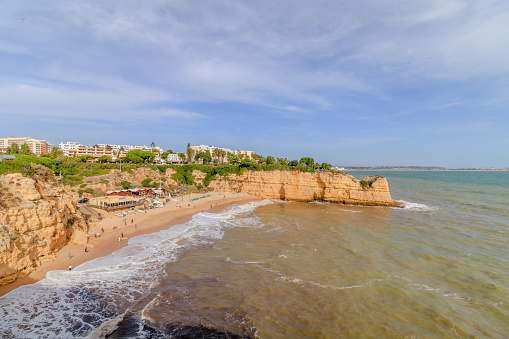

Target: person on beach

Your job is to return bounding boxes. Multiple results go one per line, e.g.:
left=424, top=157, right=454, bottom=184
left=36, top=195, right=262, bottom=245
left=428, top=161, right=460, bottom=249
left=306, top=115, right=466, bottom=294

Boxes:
left=101, top=227, right=104, bottom=233
left=131, top=219, right=133, bottom=224
left=121, top=232, right=124, bottom=238
left=118, top=236, right=121, bottom=242
left=68, top=253, right=71, bottom=260
left=85, top=246, right=88, bottom=253
left=69, top=265, right=72, bottom=271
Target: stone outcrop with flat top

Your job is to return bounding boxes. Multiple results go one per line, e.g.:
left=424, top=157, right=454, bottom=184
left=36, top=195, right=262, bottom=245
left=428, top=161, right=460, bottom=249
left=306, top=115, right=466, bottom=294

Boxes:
left=0, top=166, right=88, bottom=285
left=209, top=170, right=401, bottom=207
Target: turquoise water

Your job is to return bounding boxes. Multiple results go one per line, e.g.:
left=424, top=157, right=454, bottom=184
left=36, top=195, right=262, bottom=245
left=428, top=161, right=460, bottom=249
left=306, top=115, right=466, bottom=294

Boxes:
left=350, top=170, right=509, bottom=187
left=1, top=171, right=508, bottom=338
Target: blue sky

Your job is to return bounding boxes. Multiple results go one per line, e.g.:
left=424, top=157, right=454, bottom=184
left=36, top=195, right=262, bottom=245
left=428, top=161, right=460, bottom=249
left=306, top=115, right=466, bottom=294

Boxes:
left=1, top=0, right=508, bottom=167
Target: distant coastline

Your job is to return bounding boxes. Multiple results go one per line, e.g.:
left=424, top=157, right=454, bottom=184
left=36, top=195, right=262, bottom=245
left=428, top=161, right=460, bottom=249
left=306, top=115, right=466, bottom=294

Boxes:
left=344, top=167, right=508, bottom=171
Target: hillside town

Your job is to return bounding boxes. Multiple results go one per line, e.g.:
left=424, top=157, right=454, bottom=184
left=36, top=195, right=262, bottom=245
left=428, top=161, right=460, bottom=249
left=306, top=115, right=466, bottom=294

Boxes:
left=0, top=136, right=256, bottom=165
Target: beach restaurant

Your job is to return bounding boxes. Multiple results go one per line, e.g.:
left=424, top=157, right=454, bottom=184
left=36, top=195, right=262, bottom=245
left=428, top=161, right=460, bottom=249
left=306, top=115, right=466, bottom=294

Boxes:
left=89, top=196, right=144, bottom=210
left=105, top=188, right=167, bottom=198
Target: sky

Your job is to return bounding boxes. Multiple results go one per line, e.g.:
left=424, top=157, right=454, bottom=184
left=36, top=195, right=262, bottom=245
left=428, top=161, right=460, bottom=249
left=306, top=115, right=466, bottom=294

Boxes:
left=1, top=0, right=508, bottom=168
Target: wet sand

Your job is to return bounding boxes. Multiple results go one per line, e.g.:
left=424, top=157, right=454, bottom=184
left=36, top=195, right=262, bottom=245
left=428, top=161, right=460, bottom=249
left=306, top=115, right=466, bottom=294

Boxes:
left=0, top=191, right=259, bottom=297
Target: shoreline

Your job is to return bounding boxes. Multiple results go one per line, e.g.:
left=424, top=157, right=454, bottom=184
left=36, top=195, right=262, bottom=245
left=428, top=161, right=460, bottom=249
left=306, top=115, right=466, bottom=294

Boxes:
left=0, top=191, right=259, bottom=298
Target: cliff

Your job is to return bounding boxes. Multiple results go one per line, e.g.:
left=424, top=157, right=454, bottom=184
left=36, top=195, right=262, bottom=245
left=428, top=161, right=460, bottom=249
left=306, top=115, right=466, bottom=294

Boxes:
left=209, top=170, right=400, bottom=207
left=0, top=166, right=89, bottom=285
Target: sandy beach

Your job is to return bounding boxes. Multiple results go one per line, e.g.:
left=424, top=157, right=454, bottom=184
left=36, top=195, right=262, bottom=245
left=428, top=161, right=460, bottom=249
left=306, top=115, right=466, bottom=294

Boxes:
left=0, top=191, right=259, bottom=297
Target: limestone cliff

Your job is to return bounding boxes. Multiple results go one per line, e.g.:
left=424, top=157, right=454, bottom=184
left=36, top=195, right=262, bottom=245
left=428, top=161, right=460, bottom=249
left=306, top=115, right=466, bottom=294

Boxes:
left=209, top=170, right=400, bottom=207
left=0, top=166, right=89, bottom=285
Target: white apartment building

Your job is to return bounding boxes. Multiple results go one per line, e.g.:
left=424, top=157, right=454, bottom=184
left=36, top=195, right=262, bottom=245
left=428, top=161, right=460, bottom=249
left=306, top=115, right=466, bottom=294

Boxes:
left=189, top=145, right=254, bottom=162
left=0, top=137, right=52, bottom=155
left=59, top=141, right=164, bottom=160
left=67, top=146, right=118, bottom=160
left=190, top=145, right=234, bottom=154
left=235, top=150, right=254, bottom=159
left=96, top=144, right=164, bottom=154
left=166, top=153, right=182, bottom=164
left=59, top=141, right=85, bottom=157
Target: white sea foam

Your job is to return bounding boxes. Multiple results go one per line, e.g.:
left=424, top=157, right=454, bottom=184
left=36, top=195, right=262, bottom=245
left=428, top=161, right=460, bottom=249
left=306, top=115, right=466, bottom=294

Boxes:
left=408, top=282, right=471, bottom=303
left=276, top=273, right=384, bottom=291
left=0, top=200, right=270, bottom=338
left=396, top=200, right=436, bottom=211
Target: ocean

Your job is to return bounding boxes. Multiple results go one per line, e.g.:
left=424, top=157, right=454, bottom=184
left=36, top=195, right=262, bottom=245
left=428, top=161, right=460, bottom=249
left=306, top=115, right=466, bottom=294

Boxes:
left=0, top=171, right=508, bottom=338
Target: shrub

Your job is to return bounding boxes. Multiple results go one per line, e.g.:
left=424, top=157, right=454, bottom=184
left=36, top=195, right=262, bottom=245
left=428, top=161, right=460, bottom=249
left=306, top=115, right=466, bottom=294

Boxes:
left=141, top=178, right=153, bottom=187
left=360, top=180, right=371, bottom=188
left=93, top=188, right=105, bottom=197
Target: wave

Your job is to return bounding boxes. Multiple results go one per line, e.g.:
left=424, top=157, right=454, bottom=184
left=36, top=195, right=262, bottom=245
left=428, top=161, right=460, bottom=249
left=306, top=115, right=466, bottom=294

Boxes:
left=395, top=200, right=436, bottom=211
left=0, top=199, right=270, bottom=338
left=276, top=273, right=385, bottom=291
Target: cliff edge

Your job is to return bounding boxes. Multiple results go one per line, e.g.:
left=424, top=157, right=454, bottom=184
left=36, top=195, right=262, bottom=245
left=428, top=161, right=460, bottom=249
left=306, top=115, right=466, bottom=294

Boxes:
left=0, top=166, right=89, bottom=285
left=209, top=170, right=401, bottom=207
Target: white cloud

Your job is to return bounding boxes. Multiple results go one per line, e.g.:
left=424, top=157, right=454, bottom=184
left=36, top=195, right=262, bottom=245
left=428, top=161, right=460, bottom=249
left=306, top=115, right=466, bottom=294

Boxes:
left=2, top=0, right=509, bottom=118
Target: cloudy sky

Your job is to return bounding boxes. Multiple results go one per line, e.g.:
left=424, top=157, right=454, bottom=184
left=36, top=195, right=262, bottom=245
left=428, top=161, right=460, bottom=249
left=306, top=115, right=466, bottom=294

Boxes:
left=1, top=0, right=508, bottom=167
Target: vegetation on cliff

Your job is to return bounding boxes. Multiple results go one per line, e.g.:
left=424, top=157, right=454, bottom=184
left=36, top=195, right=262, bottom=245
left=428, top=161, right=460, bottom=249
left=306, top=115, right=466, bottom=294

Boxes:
left=0, top=154, right=339, bottom=191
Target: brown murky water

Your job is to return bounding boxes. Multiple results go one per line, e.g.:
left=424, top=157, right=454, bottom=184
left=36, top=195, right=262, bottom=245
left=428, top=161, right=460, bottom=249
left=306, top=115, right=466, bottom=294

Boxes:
left=2, top=172, right=509, bottom=338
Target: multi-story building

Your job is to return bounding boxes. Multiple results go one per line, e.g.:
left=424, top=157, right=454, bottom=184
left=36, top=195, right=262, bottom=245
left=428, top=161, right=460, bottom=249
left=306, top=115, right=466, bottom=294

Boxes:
left=59, top=141, right=85, bottom=157
left=96, top=144, right=164, bottom=154
left=60, top=141, right=163, bottom=161
left=0, top=137, right=52, bottom=155
left=189, top=145, right=254, bottom=162
left=166, top=153, right=182, bottom=164
left=190, top=145, right=234, bottom=154
left=67, top=146, right=119, bottom=160
left=235, top=150, right=254, bottom=159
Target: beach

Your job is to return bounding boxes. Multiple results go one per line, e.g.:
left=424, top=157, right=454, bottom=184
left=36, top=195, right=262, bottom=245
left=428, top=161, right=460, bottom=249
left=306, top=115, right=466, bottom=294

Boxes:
left=0, top=191, right=258, bottom=297
left=1, top=171, right=508, bottom=337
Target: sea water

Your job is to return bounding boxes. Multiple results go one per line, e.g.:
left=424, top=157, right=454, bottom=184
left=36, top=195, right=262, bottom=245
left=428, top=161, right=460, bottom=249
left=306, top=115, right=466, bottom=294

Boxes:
left=0, top=171, right=508, bottom=338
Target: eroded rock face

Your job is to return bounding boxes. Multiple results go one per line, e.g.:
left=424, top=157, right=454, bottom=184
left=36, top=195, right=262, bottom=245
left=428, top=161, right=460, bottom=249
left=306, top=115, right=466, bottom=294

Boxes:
left=209, top=170, right=401, bottom=207
left=0, top=167, right=89, bottom=285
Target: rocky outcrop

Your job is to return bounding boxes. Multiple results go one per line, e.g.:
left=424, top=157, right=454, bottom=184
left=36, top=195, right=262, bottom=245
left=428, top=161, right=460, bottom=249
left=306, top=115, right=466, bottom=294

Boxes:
left=0, top=166, right=89, bottom=285
left=209, top=170, right=400, bottom=207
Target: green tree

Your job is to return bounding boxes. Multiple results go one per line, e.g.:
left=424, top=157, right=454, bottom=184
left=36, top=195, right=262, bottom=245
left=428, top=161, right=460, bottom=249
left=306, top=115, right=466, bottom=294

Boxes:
left=186, top=143, right=193, bottom=163
left=277, top=158, right=288, bottom=166
left=265, top=156, right=275, bottom=165
left=78, top=155, right=94, bottom=162
left=229, top=154, right=239, bottom=164
left=203, top=150, right=212, bottom=164
left=98, top=155, right=112, bottom=163
left=10, top=143, right=19, bottom=154
left=299, top=157, right=315, bottom=167
left=125, top=150, right=154, bottom=163
left=20, top=143, right=32, bottom=155
left=240, top=158, right=255, bottom=168
left=289, top=160, right=298, bottom=166
left=121, top=181, right=132, bottom=189
left=141, top=178, right=153, bottom=187
left=50, top=147, right=63, bottom=158
left=105, top=145, right=112, bottom=150
left=321, top=163, right=332, bottom=170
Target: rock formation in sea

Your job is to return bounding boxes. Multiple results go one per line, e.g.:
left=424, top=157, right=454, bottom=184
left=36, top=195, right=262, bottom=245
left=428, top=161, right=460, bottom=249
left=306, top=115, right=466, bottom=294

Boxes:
left=0, top=165, right=88, bottom=285
left=209, top=170, right=401, bottom=207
